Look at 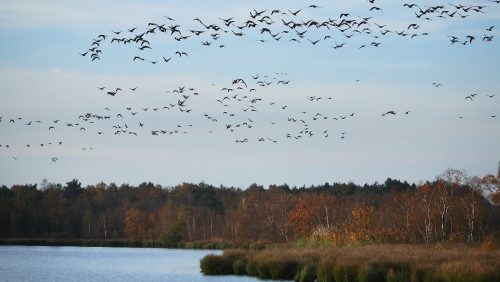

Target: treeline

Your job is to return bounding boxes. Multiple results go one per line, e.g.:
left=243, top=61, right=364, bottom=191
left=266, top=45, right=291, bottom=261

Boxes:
left=0, top=169, right=499, bottom=245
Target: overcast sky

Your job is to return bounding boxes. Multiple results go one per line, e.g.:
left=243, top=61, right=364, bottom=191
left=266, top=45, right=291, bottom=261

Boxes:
left=0, top=0, right=499, bottom=188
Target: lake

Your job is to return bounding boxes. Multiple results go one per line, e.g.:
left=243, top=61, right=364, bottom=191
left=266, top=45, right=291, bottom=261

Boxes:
left=0, top=246, right=268, bottom=282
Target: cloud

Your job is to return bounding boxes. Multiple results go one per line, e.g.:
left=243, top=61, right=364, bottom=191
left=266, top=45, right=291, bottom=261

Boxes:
left=0, top=1, right=183, bottom=30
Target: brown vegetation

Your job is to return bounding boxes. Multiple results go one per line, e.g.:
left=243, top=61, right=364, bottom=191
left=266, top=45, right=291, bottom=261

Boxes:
left=201, top=244, right=500, bottom=281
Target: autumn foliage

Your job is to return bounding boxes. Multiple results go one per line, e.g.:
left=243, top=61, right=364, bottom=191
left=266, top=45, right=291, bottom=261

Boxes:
left=0, top=169, right=499, bottom=245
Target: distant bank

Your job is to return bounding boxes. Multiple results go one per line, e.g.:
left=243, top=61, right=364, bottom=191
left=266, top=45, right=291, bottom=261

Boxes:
left=0, top=238, right=268, bottom=250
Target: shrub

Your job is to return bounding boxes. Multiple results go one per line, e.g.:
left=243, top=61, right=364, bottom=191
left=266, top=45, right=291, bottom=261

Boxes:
left=359, top=264, right=385, bottom=282
left=214, top=242, right=229, bottom=249
left=438, top=261, right=500, bottom=282
left=386, top=269, right=411, bottom=282
left=232, top=259, right=246, bottom=275
left=481, top=233, right=496, bottom=251
left=199, top=255, right=233, bottom=275
left=161, top=221, right=182, bottom=246
left=246, top=259, right=258, bottom=276
left=295, top=264, right=316, bottom=282
left=316, top=261, right=335, bottom=282
left=268, top=259, right=298, bottom=280
left=411, top=265, right=435, bottom=282
left=359, top=262, right=411, bottom=282
left=223, top=249, right=247, bottom=261
left=249, top=243, right=266, bottom=250
left=333, top=264, right=359, bottom=282
left=256, top=260, right=272, bottom=280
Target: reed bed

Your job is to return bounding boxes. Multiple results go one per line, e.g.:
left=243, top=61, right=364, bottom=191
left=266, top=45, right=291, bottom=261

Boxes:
left=200, top=244, right=500, bottom=281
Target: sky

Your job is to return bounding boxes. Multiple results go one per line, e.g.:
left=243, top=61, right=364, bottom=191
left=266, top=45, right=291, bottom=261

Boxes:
left=0, top=0, right=499, bottom=188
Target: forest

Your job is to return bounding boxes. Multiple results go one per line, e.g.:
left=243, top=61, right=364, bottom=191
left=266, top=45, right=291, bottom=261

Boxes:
left=1, top=168, right=499, bottom=246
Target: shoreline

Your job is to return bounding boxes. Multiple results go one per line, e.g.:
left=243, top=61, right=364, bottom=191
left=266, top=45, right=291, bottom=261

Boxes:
left=0, top=238, right=172, bottom=248
left=0, top=238, right=269, bottom=250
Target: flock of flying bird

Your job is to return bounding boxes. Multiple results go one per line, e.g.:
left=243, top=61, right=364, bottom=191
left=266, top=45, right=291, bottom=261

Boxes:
left=1, top=1, right=498, bottom=163
left=1, top=72, right=496, bottom=162
left=80, top=2, right=497, bottom=64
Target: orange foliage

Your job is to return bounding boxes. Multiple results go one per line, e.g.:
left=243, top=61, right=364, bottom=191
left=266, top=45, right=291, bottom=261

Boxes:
left=288, top=193, right=338, bottom=238
left=492, top=192, right=500, bottom=205
left=124, top=208, right=146, bottom=240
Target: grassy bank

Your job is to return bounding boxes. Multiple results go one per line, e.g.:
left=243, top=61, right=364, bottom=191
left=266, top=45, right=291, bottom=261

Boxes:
left=0, top=238, right=271, bottom=250
left=200, top=244, right=500, bottom=281
left=0, top=238, right=169, bottom=248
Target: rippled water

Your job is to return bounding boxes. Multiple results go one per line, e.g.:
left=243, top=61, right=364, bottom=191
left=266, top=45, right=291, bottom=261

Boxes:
left=0, top=246, right=265, bottom=282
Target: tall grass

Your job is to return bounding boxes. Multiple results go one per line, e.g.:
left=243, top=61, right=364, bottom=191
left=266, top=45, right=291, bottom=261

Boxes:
left=199, top=254, right=233, bottom=275
left=200, top=244, right=500, bottom=281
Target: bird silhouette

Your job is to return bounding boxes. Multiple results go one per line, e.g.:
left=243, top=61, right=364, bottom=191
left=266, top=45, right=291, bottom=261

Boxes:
left=308, top=39, right=321, bottom=45
left=403, top=4, right=419, bottom=8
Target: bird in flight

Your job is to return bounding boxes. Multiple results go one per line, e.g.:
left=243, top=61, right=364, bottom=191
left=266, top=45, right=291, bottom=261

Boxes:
left=382, top=111, right=396, bottom=117
left=308, top=39, right=321, bottom=45
left=403, top=3, right=419, bottom=8
left=175, top=51, right=188, bottom=57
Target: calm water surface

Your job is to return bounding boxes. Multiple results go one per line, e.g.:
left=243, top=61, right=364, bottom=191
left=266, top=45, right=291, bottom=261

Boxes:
left=0, top=246, right=269, bottom=282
